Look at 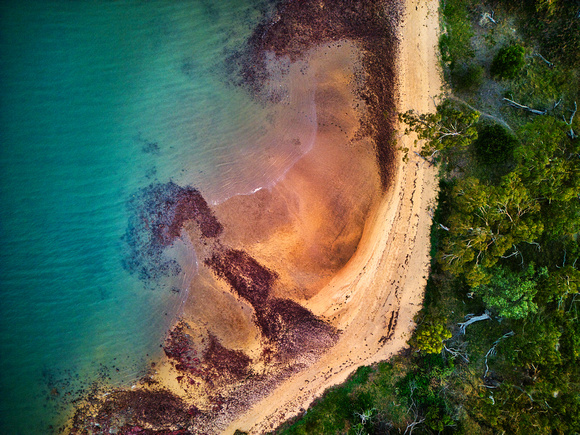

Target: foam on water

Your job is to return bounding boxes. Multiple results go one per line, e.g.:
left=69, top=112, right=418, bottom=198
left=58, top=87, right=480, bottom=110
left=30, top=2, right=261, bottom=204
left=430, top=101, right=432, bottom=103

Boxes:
left=0, top=0, right=319, bottom=433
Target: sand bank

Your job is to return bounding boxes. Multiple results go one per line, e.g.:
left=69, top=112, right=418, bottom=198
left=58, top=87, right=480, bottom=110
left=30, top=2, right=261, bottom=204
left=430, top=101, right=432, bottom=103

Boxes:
left=68, top=0, right=441, bottom=433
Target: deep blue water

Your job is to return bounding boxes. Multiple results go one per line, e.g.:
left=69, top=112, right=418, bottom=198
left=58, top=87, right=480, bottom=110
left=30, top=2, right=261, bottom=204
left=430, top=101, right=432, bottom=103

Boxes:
left=0, top=1, right=315, bottom=433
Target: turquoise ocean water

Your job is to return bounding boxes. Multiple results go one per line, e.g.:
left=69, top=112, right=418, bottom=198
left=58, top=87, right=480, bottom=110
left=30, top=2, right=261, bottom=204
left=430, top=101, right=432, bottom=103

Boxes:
left=0, top=1, right=317, bottom=433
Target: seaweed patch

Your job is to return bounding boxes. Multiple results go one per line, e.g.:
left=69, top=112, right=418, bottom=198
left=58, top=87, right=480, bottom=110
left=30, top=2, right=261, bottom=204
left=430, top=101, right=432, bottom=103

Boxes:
left=202, top=334, right=252, bottom=381
left=205, top=247, right=338, bottom=360
left=204, top=248, right=276, bottom=306
left=228, top=0, right=402, bottom=188
left=123, top=182, right=222, bottom=282
left=69, top=388, right=191, bottom=434
left=162, top=322, right=200, bottom=375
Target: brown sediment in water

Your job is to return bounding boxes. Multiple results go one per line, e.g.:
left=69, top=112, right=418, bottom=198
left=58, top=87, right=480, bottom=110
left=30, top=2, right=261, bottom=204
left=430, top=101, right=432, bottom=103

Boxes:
left=67, top=0, right=442, bottom=433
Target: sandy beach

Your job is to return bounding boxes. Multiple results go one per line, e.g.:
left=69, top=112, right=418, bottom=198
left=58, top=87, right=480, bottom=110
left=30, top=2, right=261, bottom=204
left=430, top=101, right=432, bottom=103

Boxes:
left=68, top=0, right=442, bottom=433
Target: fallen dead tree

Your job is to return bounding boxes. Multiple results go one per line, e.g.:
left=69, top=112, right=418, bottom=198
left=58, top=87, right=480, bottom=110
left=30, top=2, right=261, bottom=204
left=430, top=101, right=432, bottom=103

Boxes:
left=458, top=311, right=491, bottom=334
left=564, top=101, right=577, bottom=139
left=503, top=98, right=547, bottom=115
left=484, top=331, right=515, bottom=378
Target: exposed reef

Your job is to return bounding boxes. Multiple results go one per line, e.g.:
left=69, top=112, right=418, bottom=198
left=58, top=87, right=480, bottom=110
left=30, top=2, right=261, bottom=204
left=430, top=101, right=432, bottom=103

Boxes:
left=71, top=175, right=340, bottom=434
left=205, top=247, right=338, bottom=361
left=123, top=182, right=222, bottom=282
left=69, top=388, right=193, bottom=435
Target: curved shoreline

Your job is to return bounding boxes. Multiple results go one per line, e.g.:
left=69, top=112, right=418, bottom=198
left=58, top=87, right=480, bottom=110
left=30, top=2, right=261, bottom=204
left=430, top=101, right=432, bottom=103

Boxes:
left=67, top=0, right=441, bottom=433
left=225, top=0, right=442, bottom=432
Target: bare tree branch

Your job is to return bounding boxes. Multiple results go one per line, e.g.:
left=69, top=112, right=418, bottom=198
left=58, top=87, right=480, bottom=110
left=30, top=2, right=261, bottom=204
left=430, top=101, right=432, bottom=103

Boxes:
left=444, top=344, right=469, bottom=363
left=563, top=101, right=577, bottom=139
left=354, top=409, right=375, bottom=425
left=404, top=417, right=426, bottom=435
left=514, top=385, right=534, bottom=403
left=534, top=53, right=554, bottom=68
left=558, top=249, right=567, bottom=268
left=523, top=241, right=541, bottom=251
left=458, top=311, right=491, bottom=334
left=484, top=331, right=515, bottom=378
left=502, top=246, right=524, bottom=266
left=449, top=96, right=513, bottom=131
left=569, top=293, right=579, bottom=313
left=503, top=98, right=547, bottom=115
left=501, top=250, right=519, bottom=260
left=480, top=11, right=497, bottom=26
left=414, top=150, right=437, bottom=165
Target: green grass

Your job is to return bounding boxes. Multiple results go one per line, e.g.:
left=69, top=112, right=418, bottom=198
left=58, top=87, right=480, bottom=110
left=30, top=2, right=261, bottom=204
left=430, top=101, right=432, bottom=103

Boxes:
left=275, top=366, right=374, bottom=435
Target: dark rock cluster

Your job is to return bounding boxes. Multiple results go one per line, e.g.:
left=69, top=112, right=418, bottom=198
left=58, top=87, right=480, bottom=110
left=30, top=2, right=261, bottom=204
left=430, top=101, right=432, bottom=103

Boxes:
left=123, top=182, right=222, bottom=282
left=205, top=248, right=338, bottom=361
left=70, top=389, right=191, bottom=435
left=202, top=334, right=252, bottom=381
left=162, top=322, right=200, bottom=374
left=119, top=427, right=193, bottom=435
left=228, top=0, right=402, bottom=188
left=205, top=248, right=276, bottom=306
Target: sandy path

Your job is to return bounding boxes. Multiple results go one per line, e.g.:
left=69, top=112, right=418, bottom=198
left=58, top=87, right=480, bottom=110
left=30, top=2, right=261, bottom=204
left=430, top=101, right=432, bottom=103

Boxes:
left=225, top=0, right=442, bottom=433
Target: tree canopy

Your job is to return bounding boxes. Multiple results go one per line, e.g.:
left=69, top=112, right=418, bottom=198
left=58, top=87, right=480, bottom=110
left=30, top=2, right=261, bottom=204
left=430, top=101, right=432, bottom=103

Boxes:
left=439, top=172, right=544, bottom=285
left=491, top=45, right=526, bottom=79
left=474, top=264, right=546, bottom=319
left=399, top=100, right=479, bottom=162
left=474, top=123, right=518, bottom=165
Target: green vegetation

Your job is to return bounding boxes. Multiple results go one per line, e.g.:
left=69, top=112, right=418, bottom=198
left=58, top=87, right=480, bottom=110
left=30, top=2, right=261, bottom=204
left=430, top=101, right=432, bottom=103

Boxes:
left=451, top=62, right=484, bottom=91
left=474, top=123, right=518, bottom=165
left=439, top=0, right=474, bottom=71
left=399, top=100, right=479, bottom=163
left=275, top=357, right=458, bottom=434
left=410, top=316, right=452, bottom=354
left=502, top=0, right=580, bottom=68
left=475, top=264, right=544, bottom=319
left=272, top=0, right=579, bottom=433
left=491, top=45, right=526, bottom=79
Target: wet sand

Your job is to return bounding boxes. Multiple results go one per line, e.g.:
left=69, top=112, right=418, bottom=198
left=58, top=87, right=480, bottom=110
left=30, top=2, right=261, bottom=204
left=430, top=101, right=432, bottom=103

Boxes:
left=67, top=0, right=441, bottom=433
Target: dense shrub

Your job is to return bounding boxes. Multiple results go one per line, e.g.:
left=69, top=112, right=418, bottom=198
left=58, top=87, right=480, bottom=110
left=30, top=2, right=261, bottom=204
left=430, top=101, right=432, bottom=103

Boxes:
left=497, top=0, right=580, bottom=67
left=474, top=124, right=518, bottom=164
left=491, top=44, right=526, bottom=79
left=409, top=317, right=452, bottom=354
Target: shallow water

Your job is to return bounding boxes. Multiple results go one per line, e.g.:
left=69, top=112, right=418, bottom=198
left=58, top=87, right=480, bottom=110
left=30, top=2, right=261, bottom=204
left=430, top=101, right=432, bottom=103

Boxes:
left=0, top=1, right=316, bottom=433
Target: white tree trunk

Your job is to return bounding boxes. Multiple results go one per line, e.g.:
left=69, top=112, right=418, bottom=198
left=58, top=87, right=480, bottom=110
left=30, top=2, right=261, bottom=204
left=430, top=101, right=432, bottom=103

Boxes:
left=534, top=53, right=554, bottom=68
left=458, top=311, right=491, bottom=334
left=503, top=98, right=547, bottom=115
left=564, top=101, right=577, bottom=139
